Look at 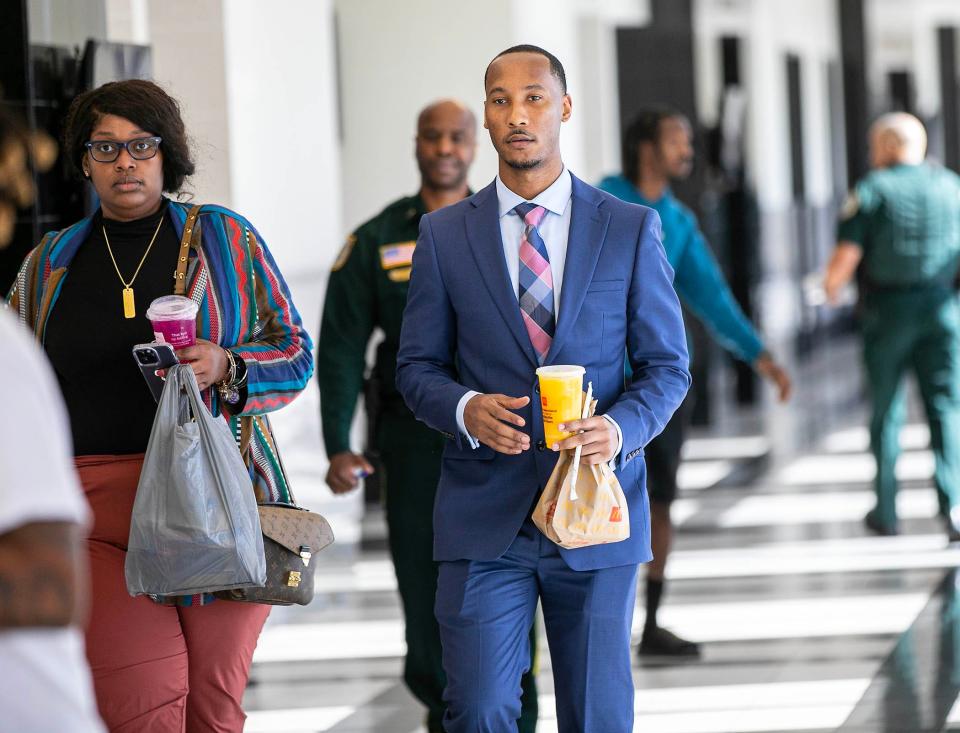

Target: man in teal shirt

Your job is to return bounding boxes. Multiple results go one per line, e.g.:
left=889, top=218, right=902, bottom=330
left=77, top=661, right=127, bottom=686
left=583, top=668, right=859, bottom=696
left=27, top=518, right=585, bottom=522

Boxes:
left=825, top=112, right=960, bottom=541
left=600, top=107, right=791, bottom=656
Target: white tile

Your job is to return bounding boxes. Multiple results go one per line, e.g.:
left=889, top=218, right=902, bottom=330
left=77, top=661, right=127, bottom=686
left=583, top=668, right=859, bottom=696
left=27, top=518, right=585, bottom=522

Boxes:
left=947, top=695, right=960, bottom=724
left=716, top=488, right=939, bottom=528
left=537, top=679, right=870, bottom=732
left=777, top=450, right=934, bottom=486
left=820, top=423, right=929, bottom=454
left=668, top=533, right=960, bottom=580
left=253, top=620, right=405, bottom=663
left=671, top=498, right=701, bottom=526
left=633, top=679, right=871, bottom=712
left=630, top=705, right=854, bottom=733
left=313, top=559, right=400, bottom=594
left=645, top=592, right=928, bottom=642
left=682, top=435, right=771, bottom=460
left=244, top=706, right=354, bottom=732
left=677, top=460, right=734, bottom=491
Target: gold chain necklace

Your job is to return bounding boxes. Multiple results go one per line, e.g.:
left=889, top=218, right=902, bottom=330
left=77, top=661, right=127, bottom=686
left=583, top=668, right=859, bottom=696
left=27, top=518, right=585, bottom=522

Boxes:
left=103, top=215, right=165, bottom=319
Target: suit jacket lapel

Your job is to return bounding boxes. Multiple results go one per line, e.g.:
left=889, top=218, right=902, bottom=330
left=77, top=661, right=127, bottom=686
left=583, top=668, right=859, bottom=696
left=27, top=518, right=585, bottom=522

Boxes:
left=466, top=182, right=540, bottom=368
left=545, top=175, right=610, bottom=363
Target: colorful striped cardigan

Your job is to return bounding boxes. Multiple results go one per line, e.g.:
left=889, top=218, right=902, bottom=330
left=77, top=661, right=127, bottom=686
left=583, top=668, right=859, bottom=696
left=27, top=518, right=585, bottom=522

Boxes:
left=9, top=199, right=314, bottom=507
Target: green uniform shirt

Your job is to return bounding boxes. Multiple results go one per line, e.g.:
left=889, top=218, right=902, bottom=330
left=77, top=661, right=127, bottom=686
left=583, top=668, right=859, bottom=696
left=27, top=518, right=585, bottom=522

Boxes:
left=838, top=162, right=960, bottom=287
left=318, top=194, right=426, bottom=456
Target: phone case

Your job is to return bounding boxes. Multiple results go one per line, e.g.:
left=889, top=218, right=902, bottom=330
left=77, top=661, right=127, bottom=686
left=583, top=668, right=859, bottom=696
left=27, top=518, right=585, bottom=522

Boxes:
left=132, top=343, right=180, bottom=402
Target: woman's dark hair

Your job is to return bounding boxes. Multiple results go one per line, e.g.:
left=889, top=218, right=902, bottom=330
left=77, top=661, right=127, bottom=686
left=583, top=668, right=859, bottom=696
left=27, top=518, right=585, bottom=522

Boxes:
left=621, top=106, right=686, bottom=184
left=62, top=79, right=195, bottom=192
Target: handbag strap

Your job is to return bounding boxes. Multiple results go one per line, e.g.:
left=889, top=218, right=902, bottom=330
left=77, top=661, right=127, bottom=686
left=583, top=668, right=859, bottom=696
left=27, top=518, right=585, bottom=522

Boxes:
left=174, top=205, right=203, bottom=296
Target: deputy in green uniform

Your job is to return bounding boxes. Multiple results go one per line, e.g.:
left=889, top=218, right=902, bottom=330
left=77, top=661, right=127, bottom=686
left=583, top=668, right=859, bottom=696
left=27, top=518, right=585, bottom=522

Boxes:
left=318, top=100, right=538, bottom=733
left=825, top=112, right=960, bottom=541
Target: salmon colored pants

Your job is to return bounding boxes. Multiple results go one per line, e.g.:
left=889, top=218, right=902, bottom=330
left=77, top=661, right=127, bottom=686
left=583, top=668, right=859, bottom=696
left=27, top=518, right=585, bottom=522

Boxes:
left=77, top=455, right=270, bottom=733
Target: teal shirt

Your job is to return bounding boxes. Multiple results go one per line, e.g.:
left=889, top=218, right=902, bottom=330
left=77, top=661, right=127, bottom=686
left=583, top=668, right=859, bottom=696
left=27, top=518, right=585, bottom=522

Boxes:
left=838, top=162, right=960, bottom=288
left=598, top=174, right=764, bottom=363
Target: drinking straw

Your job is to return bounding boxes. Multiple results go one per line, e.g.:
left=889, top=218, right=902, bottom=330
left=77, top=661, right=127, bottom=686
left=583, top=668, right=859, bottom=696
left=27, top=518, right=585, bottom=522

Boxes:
left=569, top=381, right=593, bottom=499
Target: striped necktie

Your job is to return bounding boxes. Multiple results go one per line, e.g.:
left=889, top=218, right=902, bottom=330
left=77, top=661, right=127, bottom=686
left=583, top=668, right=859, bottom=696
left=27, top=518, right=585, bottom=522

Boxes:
left=514, top=203, right=554, bottom=363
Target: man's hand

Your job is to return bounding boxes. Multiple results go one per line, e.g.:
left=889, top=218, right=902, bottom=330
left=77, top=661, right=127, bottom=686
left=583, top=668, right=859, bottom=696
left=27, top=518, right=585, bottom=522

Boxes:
left=754, top=353, right=792, bottom=402
left=175, top=338, right=230, bottom=391
left=555, top=416, right=618, bottom=465
left=326, top=452, right=375, bottom=494
left=464, top=394, right=531, bottom=454
left=823, top=241, right=863, bottom=305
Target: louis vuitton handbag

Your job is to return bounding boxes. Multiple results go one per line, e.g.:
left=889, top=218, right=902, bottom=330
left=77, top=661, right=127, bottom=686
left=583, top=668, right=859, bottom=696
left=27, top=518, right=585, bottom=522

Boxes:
left=216, top=502, right=334, bottom=605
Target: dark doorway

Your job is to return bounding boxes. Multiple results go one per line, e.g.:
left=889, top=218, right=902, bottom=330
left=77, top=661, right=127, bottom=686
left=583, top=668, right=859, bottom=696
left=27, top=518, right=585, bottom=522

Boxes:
left=888, top=70, right=914, bottom=114
left=938, top=26, right=960, bottom=173
left=839, top=0, right=869, bottom=186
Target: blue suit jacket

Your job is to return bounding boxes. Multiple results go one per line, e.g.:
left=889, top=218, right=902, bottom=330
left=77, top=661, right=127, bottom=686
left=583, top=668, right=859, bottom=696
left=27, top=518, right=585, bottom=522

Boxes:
left=396, top=174, right=690, bottom=571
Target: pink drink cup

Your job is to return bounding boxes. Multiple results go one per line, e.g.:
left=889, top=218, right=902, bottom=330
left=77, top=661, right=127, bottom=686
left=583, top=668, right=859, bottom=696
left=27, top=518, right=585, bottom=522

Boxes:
left=146, top=295, right=198, bottom=349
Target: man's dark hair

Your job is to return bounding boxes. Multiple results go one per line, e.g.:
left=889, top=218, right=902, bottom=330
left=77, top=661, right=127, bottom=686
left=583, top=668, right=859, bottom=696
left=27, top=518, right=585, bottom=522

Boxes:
left=485, top=44, right=567, bottom=94
left=621, top=106, right=687, bottom=184
left=63, top=79, right=195, bottom=192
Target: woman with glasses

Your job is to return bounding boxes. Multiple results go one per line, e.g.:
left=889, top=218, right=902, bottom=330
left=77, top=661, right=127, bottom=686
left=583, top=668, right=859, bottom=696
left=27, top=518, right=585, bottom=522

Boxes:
left=8, top=79, right=313, bottom=732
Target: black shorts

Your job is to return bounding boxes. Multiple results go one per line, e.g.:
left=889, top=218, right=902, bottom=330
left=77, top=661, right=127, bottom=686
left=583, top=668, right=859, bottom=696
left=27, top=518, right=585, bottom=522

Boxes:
left=644, top=398, right=691, bottom=506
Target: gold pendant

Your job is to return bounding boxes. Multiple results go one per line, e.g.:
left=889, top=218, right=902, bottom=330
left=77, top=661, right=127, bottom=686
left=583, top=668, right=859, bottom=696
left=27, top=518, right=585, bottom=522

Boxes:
left=122, top=287, right=136, bottom=319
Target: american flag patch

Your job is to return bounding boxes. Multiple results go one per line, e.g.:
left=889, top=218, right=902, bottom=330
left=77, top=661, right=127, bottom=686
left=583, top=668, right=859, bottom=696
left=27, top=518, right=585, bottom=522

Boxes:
left=379, top=241, right=416, bottom=269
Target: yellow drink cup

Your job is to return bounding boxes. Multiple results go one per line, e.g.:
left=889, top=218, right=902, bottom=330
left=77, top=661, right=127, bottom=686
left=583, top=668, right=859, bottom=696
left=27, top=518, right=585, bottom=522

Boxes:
left=536, top=365, right=585, bottom=448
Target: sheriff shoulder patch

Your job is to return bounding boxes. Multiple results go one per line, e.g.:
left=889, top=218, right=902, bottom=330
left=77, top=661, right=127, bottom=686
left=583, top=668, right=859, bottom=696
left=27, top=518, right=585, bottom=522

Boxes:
left=332, top=234, right=357, bottom=271
left=840, top=191, right=859, bottom=221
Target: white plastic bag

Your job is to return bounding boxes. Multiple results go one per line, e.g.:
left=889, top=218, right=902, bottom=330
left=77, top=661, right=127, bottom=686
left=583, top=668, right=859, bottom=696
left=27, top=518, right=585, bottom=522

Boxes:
left=125, top=364, right=266, bottom=596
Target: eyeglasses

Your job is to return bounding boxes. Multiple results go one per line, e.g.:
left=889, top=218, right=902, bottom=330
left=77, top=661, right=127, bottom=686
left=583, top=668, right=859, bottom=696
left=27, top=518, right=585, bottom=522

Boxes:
left=84, top=136, right=162, bottom=163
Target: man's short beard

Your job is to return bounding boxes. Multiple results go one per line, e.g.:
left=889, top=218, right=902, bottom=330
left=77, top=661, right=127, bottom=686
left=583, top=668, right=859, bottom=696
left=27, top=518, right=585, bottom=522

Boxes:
left=506, top=156, right=543, bottom=170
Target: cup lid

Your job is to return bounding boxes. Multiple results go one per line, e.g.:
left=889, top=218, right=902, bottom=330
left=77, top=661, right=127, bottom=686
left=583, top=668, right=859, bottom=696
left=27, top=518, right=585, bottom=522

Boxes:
left=145, top=294, right=199, bottom=321
left=535, top=365, right=585, bottom=378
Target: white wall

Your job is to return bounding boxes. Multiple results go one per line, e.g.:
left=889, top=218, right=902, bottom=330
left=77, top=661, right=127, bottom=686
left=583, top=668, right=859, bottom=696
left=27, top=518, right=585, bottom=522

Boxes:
left=693, top=0, right=752, bottom=129
left=869, top=0, right=960, bottom=133
left=505, top=0, right=586, bottom=178
left=692, top=0, right=842, bottom=343
left=334, top=0, right=644, bottom=232
left=221, top=0, right=342, bottom=278
left=571, top=0, right=648, bottom=182
left=335, top=0, right=509, bottom=232
left=115, top=1, right=343, bottom=280
left=147, top=0, right=233, bottom=207
left=105, top=0, right=149, bottom=43
left=27, top=0, right=106, bottom=45
left=695, top=0, right=840, bottom=211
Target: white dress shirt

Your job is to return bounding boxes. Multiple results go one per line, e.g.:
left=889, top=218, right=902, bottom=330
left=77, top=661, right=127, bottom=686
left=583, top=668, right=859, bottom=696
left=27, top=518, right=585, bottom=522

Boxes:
left=494, top=167, right=572, bottom=314
left=453, top=169, right=623, bottom=462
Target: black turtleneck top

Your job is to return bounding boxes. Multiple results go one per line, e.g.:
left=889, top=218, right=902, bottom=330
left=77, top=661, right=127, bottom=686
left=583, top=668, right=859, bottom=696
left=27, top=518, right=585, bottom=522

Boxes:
left=44, top=200, right=184, bottom=455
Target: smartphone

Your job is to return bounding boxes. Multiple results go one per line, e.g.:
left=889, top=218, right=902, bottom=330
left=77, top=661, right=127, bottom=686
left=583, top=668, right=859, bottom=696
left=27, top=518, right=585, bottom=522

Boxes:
left=132, top=342, right=180, bottom=402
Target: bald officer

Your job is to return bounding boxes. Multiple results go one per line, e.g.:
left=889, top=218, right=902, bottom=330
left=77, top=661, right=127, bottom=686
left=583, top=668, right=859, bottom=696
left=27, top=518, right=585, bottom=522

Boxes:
left=318, top=100, right=538, bottom=733
left=825, top=112, right=960, bottom=541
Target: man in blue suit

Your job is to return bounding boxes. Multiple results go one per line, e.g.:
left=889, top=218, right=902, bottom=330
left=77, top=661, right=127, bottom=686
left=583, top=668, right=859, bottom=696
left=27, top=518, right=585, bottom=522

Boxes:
left=397, top=44, right=690, bottom=732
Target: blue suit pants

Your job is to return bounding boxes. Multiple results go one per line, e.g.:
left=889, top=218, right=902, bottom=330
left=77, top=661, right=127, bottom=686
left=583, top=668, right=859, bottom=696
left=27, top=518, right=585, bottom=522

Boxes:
left=435, top=518, right=639, bottom=732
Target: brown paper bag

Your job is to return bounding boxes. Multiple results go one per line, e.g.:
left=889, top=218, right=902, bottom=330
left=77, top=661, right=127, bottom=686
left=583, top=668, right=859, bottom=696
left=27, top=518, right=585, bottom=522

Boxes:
left=532, top=389, right=630, bottom=548
left=532, top=460, right=564, bottom=545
